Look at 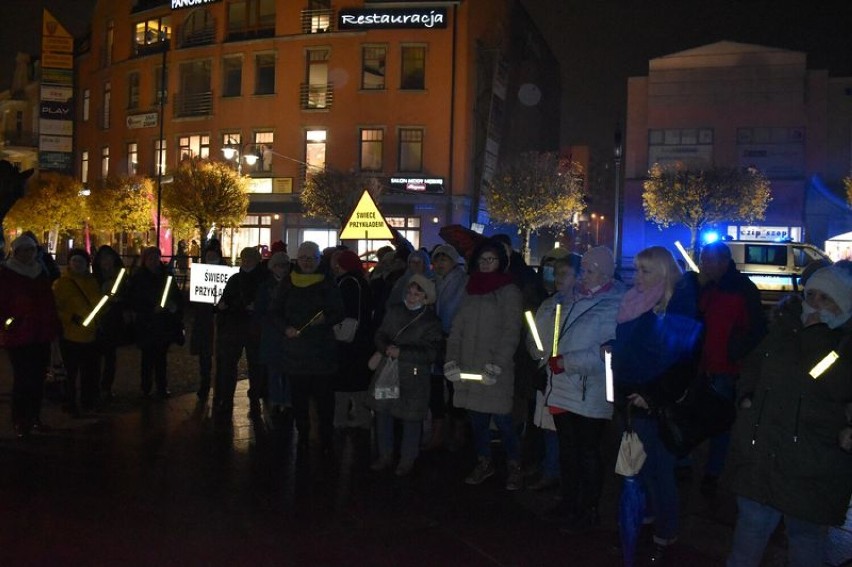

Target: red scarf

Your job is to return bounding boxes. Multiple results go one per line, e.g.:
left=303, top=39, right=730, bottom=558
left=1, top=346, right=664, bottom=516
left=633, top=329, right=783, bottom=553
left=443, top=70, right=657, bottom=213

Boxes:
left=466, top=271, right=515, bottom=295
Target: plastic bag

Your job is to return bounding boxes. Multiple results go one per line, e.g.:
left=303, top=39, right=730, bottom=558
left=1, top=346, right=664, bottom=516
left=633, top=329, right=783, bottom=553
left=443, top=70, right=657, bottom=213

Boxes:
left=333, top=317, right=359, bottom=343
left=372, top=358, right=400, bottom=400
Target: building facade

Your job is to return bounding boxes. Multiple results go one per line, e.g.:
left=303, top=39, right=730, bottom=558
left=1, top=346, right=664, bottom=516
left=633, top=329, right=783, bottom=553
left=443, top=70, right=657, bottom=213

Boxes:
left=621, top=41, right=852, bottom=265
left=73, top=0, right=559, bottom=257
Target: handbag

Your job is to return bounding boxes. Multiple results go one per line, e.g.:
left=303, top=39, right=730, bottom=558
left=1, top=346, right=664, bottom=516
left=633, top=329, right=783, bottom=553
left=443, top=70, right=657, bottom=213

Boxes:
left=615, top=406, right=646, bottom=477
left=333, top=276, right=361, bottom=343
left=656, top=378, right=736, bottom=458
left=371, top=358, right=400, bottom=400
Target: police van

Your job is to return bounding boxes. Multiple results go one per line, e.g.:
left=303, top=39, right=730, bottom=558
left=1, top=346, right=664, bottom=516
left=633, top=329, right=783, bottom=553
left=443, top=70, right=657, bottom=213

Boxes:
left=725, top=240, right=832, bottom=305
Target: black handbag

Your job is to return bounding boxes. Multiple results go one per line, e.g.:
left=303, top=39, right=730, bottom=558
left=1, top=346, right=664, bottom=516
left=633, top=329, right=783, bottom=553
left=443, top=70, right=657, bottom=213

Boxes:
left=657, top=380, right=736, bottom=458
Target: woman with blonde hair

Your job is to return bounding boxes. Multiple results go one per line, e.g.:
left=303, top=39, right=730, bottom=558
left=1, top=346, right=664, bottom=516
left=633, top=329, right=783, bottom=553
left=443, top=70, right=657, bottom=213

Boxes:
left=611, top=246, right=702, bottom=563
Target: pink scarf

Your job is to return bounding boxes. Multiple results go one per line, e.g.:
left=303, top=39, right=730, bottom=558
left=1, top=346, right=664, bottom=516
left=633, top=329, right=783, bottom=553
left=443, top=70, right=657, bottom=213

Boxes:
left=616, top=281, right=665, bottom=323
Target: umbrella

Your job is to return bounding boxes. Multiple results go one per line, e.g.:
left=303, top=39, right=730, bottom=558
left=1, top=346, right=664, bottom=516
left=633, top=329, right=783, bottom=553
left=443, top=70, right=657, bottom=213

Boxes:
left=390, top=227, right=416, bottom=253
left=616, top=406, right=646, bottom=567
left=438, top=224, right=486, bottom=260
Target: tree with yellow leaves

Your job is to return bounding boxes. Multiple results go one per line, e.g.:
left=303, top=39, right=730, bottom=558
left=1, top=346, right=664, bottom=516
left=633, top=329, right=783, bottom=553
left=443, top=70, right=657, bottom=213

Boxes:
left=87, top=175, right=154, bottom=253
left=162, top=158, right=249, bottom=249
left=844, top=175, right=852, bottom=207
left=5, top=171, right=85, bottom=242
left=486, top=151, right=585, bottom=261
left=643, top=163, right=772, bottom=254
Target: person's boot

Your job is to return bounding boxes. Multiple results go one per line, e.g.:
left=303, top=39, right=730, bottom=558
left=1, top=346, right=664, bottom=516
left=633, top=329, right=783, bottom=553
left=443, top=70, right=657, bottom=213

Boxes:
left=423, top=418, right=445, bottom=451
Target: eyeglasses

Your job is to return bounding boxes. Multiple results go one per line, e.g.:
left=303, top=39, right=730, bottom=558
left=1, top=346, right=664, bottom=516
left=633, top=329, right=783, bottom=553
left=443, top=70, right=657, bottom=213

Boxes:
left=297, top=255, right=319, bottom=262
left=478, top=256, right=499, bottom=264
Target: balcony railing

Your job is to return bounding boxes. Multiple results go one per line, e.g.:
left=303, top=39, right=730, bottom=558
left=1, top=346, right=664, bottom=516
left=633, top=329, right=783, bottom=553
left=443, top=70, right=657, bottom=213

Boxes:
left=179, top=25, right=216, bottom=48
left=299, top=83, right=334, bottom=110
left=173, top=91, right=213, bottom=118
left=134, top=39, right=170, bottom=58
left=226, top=25, right=275, bottom=42
left=301, top=9, right=334, bottom=33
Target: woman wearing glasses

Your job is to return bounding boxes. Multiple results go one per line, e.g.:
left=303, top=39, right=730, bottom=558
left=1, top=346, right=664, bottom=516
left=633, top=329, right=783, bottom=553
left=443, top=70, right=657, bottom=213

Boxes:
left=445, top=238, right=524, bottom=490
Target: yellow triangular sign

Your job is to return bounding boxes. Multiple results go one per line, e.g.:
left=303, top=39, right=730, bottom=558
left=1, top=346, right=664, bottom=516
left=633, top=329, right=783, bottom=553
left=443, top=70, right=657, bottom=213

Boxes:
left=339, top=190, right=394, bottom=240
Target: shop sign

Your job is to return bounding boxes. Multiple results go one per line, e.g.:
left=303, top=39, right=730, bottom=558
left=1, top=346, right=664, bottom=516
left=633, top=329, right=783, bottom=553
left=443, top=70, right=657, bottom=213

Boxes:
left=39, top=118, right=73, bottom=136
left=390, top=176, right=444, bottom=194
left=41, top=86, right=73, bottom=103
left=127, top=113, right=159, bottom=129
left=38, top=151, right=73, bottom=172
left=40, top=101, right=72, bottom=119
left=338, top=8, right=447, bottom=30
left=172, top=0, right=221, bottom=10
left=39, top=134, right=73, bottom=153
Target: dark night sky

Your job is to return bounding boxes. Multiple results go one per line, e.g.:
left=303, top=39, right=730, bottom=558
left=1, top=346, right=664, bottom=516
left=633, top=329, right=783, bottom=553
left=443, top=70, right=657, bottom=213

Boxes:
left=2, top=0, right=851, bottom=152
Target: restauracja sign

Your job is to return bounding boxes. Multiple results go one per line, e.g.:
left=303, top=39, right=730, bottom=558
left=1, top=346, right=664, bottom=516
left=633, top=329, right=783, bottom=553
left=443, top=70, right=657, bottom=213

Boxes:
left=338, top=8, right=447, bottom=30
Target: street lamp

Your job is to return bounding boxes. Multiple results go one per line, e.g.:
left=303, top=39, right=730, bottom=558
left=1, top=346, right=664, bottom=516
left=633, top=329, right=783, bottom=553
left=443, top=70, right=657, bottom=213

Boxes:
left=613, top=124, right=623, bottom=269
left=222, top=143, right=258, bottom=175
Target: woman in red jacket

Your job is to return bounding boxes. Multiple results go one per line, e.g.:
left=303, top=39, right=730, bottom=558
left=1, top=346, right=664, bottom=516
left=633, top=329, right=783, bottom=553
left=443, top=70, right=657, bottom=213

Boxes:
left=0, top=235, right=61, bottom=437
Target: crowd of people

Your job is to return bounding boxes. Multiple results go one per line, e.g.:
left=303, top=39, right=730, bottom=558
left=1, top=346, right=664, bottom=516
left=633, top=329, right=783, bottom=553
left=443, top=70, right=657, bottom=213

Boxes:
left=1, top=231, right=851, bottom=567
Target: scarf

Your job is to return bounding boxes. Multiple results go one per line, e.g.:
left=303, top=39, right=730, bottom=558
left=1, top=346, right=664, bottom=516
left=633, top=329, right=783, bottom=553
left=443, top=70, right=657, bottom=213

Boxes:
left=466, top=271, right=515, bottom=295
left=4, top=258, right=44, bottom=279
left=616, top=281, right=665, bottom=323
left=291, top=271, right=325, bottom=288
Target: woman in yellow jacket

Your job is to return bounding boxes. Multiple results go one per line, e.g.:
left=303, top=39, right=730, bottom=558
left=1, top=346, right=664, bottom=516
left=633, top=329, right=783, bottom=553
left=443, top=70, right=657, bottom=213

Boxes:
left=53, top=249, right=103, bottom=416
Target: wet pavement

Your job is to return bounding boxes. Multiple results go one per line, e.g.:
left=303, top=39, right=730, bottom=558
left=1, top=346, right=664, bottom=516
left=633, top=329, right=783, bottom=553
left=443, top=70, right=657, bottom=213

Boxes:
left=1, top=329, right=849, bottom=567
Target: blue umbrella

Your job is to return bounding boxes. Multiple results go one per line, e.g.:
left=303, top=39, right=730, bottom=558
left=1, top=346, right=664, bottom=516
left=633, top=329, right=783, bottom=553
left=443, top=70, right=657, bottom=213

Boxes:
left=616, top=406, right=647, bottom=567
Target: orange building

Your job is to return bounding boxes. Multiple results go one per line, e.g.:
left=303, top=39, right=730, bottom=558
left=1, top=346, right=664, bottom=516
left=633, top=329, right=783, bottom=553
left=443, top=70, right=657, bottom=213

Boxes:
left=73, top=0, right=560, bottom=256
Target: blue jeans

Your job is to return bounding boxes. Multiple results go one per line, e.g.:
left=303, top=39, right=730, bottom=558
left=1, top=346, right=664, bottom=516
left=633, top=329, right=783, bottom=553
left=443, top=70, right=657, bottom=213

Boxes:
left=727, top=496, right=826, bottom=567
left=469, top=410, right=521, bottom=462
left=633, top=415, right=678, bottom=542
left=705, top=372, right=736, bottom=477
left=375, top=411, right=421, bottom=462
left=543, top=429, right=560, bottom=478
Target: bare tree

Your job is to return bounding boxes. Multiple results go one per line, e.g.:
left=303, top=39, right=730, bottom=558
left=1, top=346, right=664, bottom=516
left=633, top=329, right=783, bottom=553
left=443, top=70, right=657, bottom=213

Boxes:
left=300, top=167, right=384, bottom=228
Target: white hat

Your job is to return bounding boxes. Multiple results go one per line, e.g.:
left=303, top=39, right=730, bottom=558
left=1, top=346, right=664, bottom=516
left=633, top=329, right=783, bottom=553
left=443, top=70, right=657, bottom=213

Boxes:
left=805, top=265, right=852, bottom=320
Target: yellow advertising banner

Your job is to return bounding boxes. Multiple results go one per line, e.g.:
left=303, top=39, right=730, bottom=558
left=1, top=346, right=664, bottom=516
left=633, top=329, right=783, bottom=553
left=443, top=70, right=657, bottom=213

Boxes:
left=41, top=52, right=73, bottom=70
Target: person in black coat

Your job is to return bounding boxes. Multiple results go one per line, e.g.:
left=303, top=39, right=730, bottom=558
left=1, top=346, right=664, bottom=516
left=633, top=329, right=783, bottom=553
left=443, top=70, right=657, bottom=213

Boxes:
left=127, top=247, right=183, bottom=398
left=190, top=244, right=225, bottom=401
left=272, top=241, right=344, bottom=457
left=214, top=246, right=270, bottom=417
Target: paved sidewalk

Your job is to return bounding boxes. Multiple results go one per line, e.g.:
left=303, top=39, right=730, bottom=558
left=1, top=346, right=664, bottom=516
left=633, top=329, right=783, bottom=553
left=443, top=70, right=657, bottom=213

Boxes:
left=0, top=339, right=848, bottom=566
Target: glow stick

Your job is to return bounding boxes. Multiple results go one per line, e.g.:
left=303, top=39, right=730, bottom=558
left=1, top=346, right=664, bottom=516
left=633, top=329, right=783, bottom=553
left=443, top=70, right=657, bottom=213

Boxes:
left=525, top=310, right=543, bottom=351
left=809, top=351, right=839, bottom=379
left=605, top=351, right=614, bottom=403
left=297, top=311, right=324, bottom=334
left=3, top=317, right=13, bottom=330
left=109, top=268, right=126, bottom=295
left=674, top=241, right=699, bottom=273
left=460, top=373, right=483, bottom=381
left=160, top=276, right=173, bottom=308
left=82, top=295, right=110, bottom=327
left=551, top=303, right=561, bottom=357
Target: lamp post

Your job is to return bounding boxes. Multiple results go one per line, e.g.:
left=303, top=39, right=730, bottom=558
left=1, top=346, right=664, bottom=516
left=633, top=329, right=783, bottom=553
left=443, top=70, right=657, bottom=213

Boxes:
left=613, top=124, right=623, bottom=269
left=155, top=35, right=168, bottom=250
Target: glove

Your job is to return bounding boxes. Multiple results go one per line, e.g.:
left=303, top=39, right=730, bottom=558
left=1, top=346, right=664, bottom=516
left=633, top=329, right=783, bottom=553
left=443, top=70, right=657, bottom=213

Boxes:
left=548, top=355, right=564, bottom=375
left=443, top=361, right=461, bottom=382
left=482, top=363, right=501, bottom=385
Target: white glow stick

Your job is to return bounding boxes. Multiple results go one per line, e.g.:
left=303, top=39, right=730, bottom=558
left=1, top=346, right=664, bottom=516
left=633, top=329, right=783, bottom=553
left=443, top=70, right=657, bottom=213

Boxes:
left=674, top=241, right=700, bottom=273
left=552, top=303, right=561, bottom=357
left=460, top=373, right=483, bottom=381
left=525, top=310, right=543, bottom=352
left=160, top=275, right=173, bottom=308
left=3, top=317, right=13, bottom=330
left=82, top=295, right=110, bottom=327
left=809, top=351, right=839, bottom=379
left=605, top=351, right=614, bottom=403
left=110, top=268, right=126, bottom=295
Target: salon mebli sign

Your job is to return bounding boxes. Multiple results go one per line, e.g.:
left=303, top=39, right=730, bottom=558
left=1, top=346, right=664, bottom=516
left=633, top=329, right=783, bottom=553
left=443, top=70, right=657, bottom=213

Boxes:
left=338, top=7, right=448, bottom=30
left=171, top=0, right=220, bottom=10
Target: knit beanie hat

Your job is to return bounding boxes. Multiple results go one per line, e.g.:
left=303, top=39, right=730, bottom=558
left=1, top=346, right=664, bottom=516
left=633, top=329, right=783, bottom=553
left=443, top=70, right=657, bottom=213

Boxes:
left=432, top=244, right=461, bottom=264
left=408, top=274, right=437, bottom=305
left=583, top=246, right=616, bottom=278
left=11, top=234, right=37, bottom=251
left=67, top=248, right=90, bottom=265
left=335, top=249, right=363, bottom=273
left=268, top=251, right=290, bottom=269
left=805, top=265, right=852, bottom=319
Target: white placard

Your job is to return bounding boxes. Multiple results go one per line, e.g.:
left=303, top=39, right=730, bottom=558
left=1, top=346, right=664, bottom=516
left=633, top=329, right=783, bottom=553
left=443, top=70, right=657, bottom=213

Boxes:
left=189, top=263, right=239, bottom=304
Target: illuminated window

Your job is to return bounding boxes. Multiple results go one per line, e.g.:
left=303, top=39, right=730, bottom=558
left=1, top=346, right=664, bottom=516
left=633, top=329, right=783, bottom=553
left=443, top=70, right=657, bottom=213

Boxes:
left=398, top=128, right=423, bottom=172
left=127, top=142, right=138, bottom=175
left=133, top=16, right=171, bottom=56
left=178, top=134, right=210, bottom=161
left=81, top=150, right=89, bottom=183
left=400, top=45, right=425, bottom=90
left=362, top=45, right=386, bottom=90
left=305, top=49, right=329, bottom=108
left=254, top=131, right=273, bottom=172
left=155, top=139, right=167, bottom=175
left=304, top=129, right=326, bottom=183
left=360, top=128, right=383, bottom=172
left=101, top=146, right=110, bottom=178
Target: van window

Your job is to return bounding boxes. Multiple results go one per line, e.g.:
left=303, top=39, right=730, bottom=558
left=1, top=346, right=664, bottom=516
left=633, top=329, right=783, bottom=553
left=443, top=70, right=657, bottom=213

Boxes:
left=793, top=245, right=828, bottom=268
left=745, top=244, right=786, bottom=266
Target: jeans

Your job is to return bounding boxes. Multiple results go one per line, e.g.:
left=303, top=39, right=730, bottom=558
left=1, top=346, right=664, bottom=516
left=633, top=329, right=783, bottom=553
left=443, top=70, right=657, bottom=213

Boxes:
left=633, top=415, right=678, bottom=542
left=705, top=372, right=736, bottom=477
left=727, top=496, right=827, bottom=567
left=375, top=411, right=421, bottom=462
left=469, top=410, right=521, bottom=462
left=542, top=429, right=560, bottom=479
